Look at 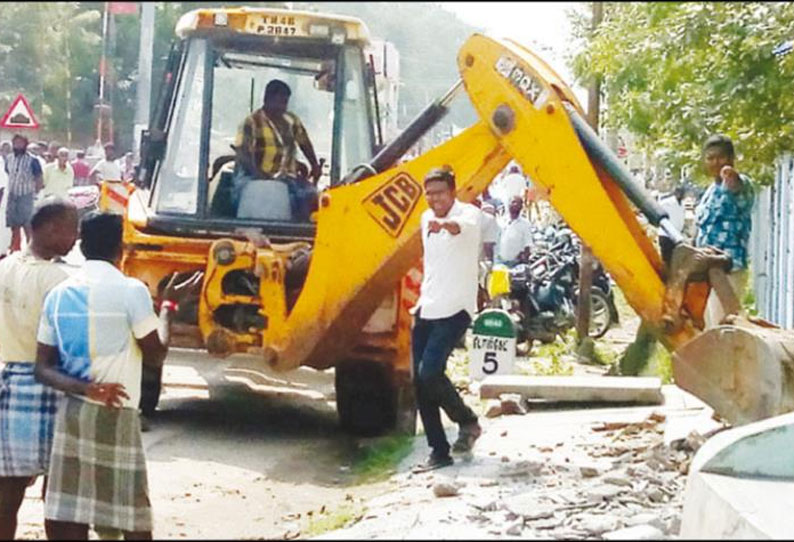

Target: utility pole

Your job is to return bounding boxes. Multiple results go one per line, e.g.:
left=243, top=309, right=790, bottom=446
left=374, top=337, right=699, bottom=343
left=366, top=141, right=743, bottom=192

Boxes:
left=576, top=1, right=603, bottom=347
left=96, top=2, right=111, bottom=149
left=134, top=2, right=155, bottom=160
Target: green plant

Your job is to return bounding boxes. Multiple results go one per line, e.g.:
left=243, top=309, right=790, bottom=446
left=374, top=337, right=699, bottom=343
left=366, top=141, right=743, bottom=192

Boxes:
left=302, top=503, right=364, bottom=537
left=529, top=348, right=574, bottom=376
left=350, top=434, right=413, bottom=483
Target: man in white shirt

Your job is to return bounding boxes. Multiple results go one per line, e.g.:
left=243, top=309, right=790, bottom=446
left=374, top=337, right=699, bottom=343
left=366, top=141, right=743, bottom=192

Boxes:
left=0, top=199, right=78, bottom=539
left=35, top=212, right=202, bottom=539
left=497, top=196, right=533, bottom=266
left=658, top=185, right=685, bottom=264
left=411, top=167, right=482, bottom=473
left=89, top=143, right=122, bottom=184
left=41, top=147, right=75, bottom=199
left=480, top=203, right=500, bottom=261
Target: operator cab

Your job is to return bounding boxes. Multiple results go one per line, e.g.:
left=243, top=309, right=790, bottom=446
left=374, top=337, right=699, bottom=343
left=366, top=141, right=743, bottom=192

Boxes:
left=138, top=8, right=381, bottom=240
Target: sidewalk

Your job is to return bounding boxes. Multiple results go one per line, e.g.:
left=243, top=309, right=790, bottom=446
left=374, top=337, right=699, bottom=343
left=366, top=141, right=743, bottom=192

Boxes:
left=317, top=385, right=710, bottom=540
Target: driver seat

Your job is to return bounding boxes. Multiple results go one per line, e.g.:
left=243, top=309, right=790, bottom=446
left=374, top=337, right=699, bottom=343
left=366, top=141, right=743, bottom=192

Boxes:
left=236, top=180, right=293, bottom=221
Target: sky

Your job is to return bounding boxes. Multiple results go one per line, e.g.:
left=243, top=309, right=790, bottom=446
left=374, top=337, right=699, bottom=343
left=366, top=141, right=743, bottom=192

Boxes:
left=440, top=2, right=589, bottom=104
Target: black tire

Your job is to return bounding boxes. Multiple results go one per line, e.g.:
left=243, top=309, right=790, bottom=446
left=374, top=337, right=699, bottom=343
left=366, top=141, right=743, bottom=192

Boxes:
left=335, top=360, right=400, bottom=437
left=139, top=364, right=163, bottom=416
left=607, top=291, right=620, bottom=325
left=587, top=288, right=613, bottom=339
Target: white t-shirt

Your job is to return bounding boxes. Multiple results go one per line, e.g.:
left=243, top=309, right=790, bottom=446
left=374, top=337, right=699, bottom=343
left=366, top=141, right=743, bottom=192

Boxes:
left=0, top=248, right=72, bottom=362
left=416, top=200, right=481, bottom=319
left=90, top=158, right=122, bottom=182
left=37, top=260, right=160, bottom=409
left=480, top=211, right=500, bottom=259
left=498, top=216, right=533, bottom=263
left=659, top=195, right=685, bottom=238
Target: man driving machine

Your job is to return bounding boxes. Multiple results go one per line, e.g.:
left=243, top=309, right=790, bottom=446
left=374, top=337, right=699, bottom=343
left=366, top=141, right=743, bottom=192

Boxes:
left=234, top=79, right=322, bottom=221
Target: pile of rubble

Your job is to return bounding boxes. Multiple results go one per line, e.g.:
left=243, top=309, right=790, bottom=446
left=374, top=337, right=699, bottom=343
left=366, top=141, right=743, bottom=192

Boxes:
left=427, top=411, right=709, bottom=540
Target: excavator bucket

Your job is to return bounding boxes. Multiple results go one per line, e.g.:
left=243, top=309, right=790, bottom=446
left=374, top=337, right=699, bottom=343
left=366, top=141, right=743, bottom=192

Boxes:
left=673, top=317, right=794, bottom=426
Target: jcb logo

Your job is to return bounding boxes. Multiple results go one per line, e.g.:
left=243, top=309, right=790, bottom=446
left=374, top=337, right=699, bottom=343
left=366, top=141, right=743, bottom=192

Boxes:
left=363, top=173, right=422, bottom=238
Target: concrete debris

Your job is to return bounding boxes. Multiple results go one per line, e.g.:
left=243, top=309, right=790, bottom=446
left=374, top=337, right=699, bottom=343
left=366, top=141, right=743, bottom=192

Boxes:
left=532, top=517, right=564, bottom=530
left=683, top=430, right=706, bottom=452
left=603, top=475, right=633, bottom=487
left=577, top=514, right=621, bottom=535
left=500, top=393, right=528, bottom=415
left=645, top=487, right=666, bottom=503
left=588, top=485, right=625, bottom=502
left=433, top=481, right=461, bottom=498
left=503, top=493, right=545, bottom=518
left=602, top=524, right=665, bottom=540
left=504, top=520, right=524, bottom=536
left=578, top=464, right=601, bottom=478
left=319, top=382, right=701, bottom=541
left=499, top=458, right=545, bottom=477
left=624, top=513, right=664, bottom=530
left=484, top=399, right=503, bottom=418
left=470, top=498, right=499, bottom=512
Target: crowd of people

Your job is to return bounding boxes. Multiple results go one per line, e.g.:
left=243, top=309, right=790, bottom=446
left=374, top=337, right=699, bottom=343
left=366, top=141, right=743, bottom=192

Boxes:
left=0, top=134, right=136, bottom=254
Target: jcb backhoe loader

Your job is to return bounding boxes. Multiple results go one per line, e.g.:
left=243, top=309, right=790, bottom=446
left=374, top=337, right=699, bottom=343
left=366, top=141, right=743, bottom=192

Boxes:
left=116, top=6, right=793, bottom=435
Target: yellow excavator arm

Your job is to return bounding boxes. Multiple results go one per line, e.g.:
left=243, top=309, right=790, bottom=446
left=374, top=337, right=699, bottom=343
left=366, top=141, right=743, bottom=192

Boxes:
left=265, top=33, right=794, bottom=426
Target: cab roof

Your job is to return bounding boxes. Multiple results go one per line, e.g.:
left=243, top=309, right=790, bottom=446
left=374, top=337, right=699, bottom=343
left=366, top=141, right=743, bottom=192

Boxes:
left=175, top=6, right=371, bottom=44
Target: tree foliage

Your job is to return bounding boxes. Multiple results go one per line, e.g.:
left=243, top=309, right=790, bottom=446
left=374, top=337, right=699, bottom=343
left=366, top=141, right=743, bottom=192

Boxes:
left=571, top=1, right=794, bottom=184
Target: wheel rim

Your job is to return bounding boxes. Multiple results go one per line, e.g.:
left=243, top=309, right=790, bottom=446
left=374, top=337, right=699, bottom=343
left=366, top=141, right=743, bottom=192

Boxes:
left=588, top=294, right=611, bottom=338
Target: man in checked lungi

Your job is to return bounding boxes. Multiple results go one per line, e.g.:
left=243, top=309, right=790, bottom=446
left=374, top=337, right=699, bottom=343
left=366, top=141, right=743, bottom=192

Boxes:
left=0, top=198, right=79, bottom=539
left=34, top=212, right=202, bottom=539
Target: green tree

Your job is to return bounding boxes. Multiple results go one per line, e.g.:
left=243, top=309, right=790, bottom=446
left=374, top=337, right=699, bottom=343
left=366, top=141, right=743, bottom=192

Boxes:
left=571, top=2, right=794, bottom=185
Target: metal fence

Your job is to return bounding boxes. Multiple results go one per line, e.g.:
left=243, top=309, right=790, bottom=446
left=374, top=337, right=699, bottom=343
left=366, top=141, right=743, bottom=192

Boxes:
left=751, top=154, right=794, bottom=328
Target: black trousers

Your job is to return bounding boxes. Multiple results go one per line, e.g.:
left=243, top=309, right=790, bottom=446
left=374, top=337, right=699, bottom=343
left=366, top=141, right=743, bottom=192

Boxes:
left=412, top=309, right=478, bottom=456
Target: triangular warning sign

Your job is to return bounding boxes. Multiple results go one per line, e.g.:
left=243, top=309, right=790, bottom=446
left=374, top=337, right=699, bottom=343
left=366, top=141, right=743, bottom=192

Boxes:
left=0, top=94, right=39, bottom=130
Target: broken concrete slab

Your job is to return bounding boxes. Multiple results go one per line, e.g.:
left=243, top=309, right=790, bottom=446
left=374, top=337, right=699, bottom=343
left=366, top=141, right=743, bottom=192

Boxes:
left=484, top=399, right=503, bottom=418
left=500, top=393, right=527, bottom=415
left=663, top=409, right=723, bottom=448
left=480, top=375, right=663, bottom=404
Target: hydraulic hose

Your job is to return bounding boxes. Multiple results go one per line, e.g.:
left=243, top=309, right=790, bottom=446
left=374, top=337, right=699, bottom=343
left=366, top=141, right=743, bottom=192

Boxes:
left=562, top=102, right=684, bottom=245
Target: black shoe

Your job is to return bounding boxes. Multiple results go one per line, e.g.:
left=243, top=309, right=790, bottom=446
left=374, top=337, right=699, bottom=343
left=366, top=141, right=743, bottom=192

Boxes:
left=412, top=452, right=454, bottom=473
left=452, top=422, right=482, bottom=454
left=139, top=413, right=151, bottom=433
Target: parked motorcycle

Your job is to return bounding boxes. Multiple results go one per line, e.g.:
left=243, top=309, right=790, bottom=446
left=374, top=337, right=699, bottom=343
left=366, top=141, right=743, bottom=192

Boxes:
left=485, top=252, right=613, bottom=352
left=67, top=184, right=100, bottom=219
